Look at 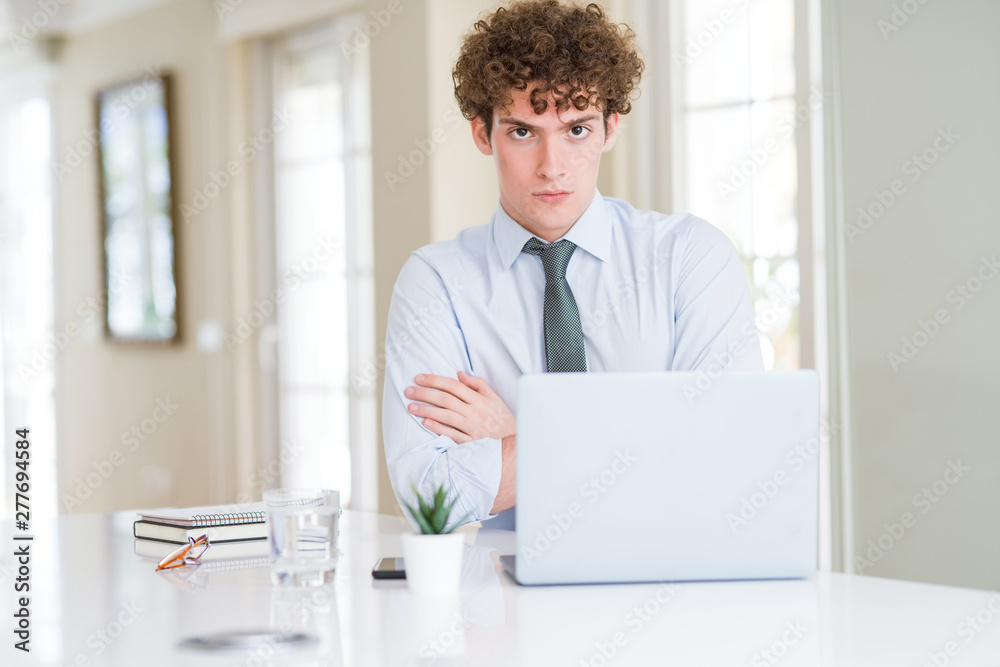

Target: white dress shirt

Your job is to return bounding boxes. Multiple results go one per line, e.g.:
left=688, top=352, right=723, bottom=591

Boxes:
left=382, top=189, right=764, bottom=530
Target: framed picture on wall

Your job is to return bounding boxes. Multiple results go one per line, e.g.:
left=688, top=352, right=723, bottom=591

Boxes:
left=95, top=70, right=180, bottom=343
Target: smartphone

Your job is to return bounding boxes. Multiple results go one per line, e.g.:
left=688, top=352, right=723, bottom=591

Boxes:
left=372, top=557, right=406, bottom=579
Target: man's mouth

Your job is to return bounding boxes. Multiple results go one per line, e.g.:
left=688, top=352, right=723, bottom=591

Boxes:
left=534, top=190, right=571, bottom=202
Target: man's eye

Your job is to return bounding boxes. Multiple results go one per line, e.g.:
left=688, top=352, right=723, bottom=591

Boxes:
left=570, top=126, right=590, bottom=137
left=512, top=128, right=530, bottom=138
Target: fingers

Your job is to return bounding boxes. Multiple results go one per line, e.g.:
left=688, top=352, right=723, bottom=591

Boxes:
left=405, top=385, right=466, bottom=413
left=407, top=372, right=509, bottom=443
left=458, top=370, right=497, bottom=396
left=414, top=374, right=479, bottom=403
left=409, top=401, right=473, bottom=436
left=420, top=418, right=473, bottom=444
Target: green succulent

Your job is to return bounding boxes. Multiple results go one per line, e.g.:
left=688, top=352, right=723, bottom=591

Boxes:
left=403, top=483, right=471, bottom=535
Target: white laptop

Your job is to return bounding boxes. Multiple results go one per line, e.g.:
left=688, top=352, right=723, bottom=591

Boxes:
left=501, top=371, right=819, bottom=585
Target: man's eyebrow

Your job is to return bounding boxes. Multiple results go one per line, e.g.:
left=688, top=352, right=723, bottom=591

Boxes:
left=496, top=113, right=602, bottom=132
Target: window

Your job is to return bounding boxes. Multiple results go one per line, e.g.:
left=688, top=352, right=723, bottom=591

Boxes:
left=665, top=0, right=831, bottom=568
left=673, top=0, right=805, bottom=371
left=263, top=16, right=375, bottom=508
left=0, top=72, right=57, bottom=521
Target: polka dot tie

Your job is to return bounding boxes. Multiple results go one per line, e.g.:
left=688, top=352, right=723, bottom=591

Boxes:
left=522, top=237, right=588, bottom=373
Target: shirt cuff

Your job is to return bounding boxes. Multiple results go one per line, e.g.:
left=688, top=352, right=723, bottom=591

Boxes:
left=445, top=436, right=503, bottom=524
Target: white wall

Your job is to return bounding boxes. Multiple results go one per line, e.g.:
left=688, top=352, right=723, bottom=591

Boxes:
left=30, top=0, right=504, bottom=518
left=835, top=0, right=1000, bottom=589
left=427, top=0, right=500, bottom=243
left=371, top=1, right=434, bottom=515
left=52, top=0, right=233, bottom=513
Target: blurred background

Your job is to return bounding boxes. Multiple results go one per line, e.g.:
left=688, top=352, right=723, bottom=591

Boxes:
left=0, top=0, right=997, bottom=592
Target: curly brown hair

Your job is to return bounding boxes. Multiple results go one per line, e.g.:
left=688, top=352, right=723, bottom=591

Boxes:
left=452, top=0, right=644, bottom=142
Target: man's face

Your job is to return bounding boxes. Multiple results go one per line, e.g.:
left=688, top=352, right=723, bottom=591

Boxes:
left=471, top=84, right=619, bottom=242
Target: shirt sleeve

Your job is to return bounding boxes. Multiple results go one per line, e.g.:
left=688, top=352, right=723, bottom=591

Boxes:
left=382, top=253, right=503, bottom=530
left=670, top=218, right=765, bottom=372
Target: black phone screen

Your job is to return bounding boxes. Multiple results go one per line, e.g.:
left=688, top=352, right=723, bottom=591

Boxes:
left=372, top=557, right=406, bottom=579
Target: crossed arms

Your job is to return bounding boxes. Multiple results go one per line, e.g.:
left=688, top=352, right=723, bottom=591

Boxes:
left=383, top=220, right=764, bottom=527
left=381, top=254, right=524, bottom=526
left=404, top=371, right=517, bottom=514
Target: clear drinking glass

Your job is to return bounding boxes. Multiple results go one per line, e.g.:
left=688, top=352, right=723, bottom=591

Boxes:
left=263, top=488, right=342, bottom=586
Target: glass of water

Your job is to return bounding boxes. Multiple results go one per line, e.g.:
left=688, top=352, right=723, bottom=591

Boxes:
left=263, top=488, right=342, bottom=586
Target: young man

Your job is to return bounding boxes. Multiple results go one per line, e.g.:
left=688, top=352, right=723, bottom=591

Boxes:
left=383, top=0, right=764, bottom=530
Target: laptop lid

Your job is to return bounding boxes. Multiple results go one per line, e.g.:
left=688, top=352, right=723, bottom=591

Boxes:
left=513, top=371, right=819, bottom=585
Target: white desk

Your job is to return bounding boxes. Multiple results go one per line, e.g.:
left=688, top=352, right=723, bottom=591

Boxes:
left=3, top=509, right=1000, bottom=666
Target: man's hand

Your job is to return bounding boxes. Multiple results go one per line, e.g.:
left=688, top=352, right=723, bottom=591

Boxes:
left=406, top=371, right=516, bottom=443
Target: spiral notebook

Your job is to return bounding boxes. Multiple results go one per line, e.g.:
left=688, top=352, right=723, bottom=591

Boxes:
left=137, top=502, right=266, bottom=528
left=133, top=519, right=268, bottom=544
left=134, top=536, right=271, bottom=562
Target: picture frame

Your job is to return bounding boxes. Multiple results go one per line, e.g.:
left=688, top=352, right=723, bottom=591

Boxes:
left=94, top=70, right=180, bottom=343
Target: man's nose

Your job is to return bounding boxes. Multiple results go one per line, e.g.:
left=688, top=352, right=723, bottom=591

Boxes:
left=537, top=138, right=568, bottom=181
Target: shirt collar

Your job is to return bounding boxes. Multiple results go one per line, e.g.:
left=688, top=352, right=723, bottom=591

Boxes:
left=493, top=189, right=612, bottom=270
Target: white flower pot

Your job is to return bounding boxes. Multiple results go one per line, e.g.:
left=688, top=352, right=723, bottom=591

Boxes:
left=401, top=532, right=465, bottom=596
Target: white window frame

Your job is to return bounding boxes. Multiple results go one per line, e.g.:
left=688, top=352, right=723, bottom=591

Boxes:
left=0, top=60, right=58, bottom=521
left=621, top=0, right=848, bottom=571
left=247, top=13, right=377, bottom=512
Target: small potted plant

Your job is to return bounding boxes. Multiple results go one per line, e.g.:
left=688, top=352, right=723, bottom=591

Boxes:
left=401, top=483, right=469, bottom=596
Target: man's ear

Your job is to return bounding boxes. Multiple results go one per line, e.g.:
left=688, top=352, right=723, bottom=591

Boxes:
left=471, top=116, right=493, bottom=156
left=601, top=112, right=621, bottom=153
